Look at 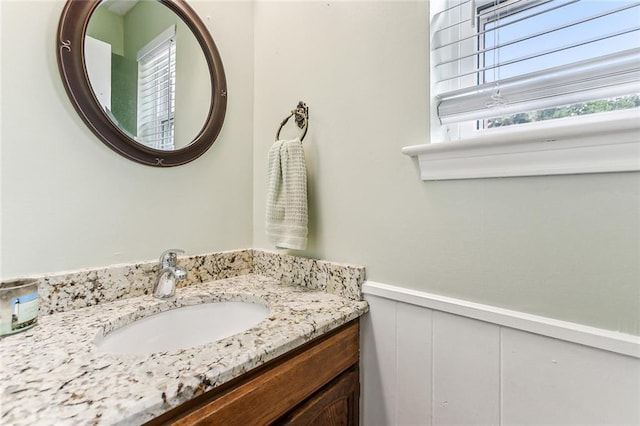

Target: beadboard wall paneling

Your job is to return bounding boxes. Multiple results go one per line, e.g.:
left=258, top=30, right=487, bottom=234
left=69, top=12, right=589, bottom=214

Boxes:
left=432, top=311, right=500, bottom=425
left=500, top=327, right=640, bottom=425
left=360, top=283, right=640, bottom=426
left=396, top=303, right=432, bottom=426
left=361, top=295, right=397, bottom=425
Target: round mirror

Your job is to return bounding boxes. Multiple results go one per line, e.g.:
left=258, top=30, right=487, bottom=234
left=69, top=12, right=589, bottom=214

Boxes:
left=57, top=0, right=227, bottom=166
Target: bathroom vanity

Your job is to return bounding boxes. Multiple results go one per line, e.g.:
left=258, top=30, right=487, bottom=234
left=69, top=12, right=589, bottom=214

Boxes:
left=0, top=250, right=368, bottom=425
left=151, top=321, right=360, bottom=425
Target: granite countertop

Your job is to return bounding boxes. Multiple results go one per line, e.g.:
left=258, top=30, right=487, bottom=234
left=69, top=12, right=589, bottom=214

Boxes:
left=0, top=273, right=368, bottom=425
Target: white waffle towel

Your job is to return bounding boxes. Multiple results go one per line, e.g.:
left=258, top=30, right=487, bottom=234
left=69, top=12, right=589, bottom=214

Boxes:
left=266, top=138, right=308, bottom=250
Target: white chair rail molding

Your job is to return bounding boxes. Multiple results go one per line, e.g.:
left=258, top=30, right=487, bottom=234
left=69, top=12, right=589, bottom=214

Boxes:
left=404, top=0, right=640, bottom=180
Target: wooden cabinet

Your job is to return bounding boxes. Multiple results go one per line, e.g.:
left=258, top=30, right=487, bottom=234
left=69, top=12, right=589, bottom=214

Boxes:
left=148, top=320, right=360, bottom=426
left=277, top=367, right=359, bottom=426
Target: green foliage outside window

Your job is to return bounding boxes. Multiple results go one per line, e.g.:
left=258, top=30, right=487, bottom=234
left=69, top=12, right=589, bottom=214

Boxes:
left=486, top=95, right=640, bottom=128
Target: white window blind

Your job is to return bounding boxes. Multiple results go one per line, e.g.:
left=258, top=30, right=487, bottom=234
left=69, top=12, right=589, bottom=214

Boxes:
left=432, top=0, right=640, bottom=130
left=137, top=26, right=176, bottom=150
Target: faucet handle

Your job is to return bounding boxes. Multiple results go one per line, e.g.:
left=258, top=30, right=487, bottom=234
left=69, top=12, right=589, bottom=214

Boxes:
left=159, top=249, right=185, bottom=267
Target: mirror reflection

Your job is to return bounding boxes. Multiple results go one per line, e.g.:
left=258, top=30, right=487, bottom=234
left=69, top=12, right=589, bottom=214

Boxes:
left=85, top=0, right=211, bottom=151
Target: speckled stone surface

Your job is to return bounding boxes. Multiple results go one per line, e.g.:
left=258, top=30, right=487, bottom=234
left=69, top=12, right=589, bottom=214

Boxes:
left=37, top=250, right=254, bottom=316
left=253, top=250, right=365, bottom=300
left=0, top=274, right=368, bottom=425
left=33, top=249, right=363, bottom=316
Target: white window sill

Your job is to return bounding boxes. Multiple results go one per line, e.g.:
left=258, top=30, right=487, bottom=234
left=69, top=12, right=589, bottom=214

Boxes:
left=402, top=110, right=640, bottom=180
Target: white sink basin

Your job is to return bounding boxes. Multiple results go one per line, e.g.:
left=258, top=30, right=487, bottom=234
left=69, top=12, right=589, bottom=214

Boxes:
left=95, top=302, right=270, bottom=355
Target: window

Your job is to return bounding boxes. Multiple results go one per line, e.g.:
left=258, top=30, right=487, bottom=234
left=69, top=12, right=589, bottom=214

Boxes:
left=137, top=26, right=177, bottom=150
left=433, top=0, right=639, bottom=140
left=402, top=0, right=640, bottom=180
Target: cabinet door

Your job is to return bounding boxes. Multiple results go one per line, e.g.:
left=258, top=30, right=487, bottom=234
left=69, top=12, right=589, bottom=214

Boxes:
left=278, top=368, right=359, bottom=426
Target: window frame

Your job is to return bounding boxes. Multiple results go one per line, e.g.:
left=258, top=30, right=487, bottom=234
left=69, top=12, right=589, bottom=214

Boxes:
left=406, top=0, right=640, bottom=180
left=136, top=25, right=177, bottom=151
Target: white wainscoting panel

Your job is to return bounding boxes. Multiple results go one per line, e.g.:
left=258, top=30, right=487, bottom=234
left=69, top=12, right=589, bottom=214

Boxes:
left=361, top=294, right=398, bottom=425
left=396, top=303, right=432, bottom=426
left=501, top=328, right=640, bottom=425
left=360, top=282, right=640, bottom=426
left=432, top=311, right=500, bottom=425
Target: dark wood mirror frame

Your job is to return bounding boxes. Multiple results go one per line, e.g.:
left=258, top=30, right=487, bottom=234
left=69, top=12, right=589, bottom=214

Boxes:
left=57, top=0, right=227, bottom=167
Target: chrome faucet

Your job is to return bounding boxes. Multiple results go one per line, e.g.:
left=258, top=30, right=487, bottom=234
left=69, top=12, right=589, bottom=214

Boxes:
left=153, top=249, right=187, bottom=299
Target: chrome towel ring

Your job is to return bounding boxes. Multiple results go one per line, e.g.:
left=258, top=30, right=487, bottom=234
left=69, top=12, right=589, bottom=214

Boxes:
left=276, top=101, right=309, bottom=141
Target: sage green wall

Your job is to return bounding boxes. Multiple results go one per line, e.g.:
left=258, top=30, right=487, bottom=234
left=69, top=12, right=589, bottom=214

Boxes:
left=123, top=0, right=177, bottom=58
left=1, top=1, right=637, bottom=336
left=251, top=1, right=640, bottom=335
left=85, top=6, right=124, bottom=55
left=1, top=1, right=254, bottom=277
